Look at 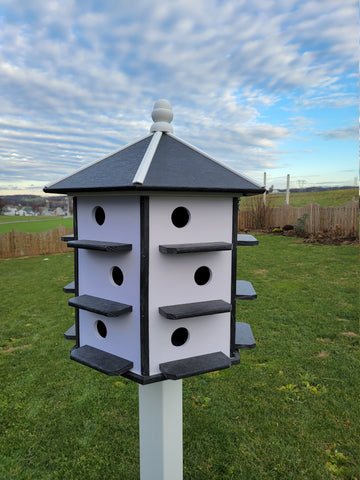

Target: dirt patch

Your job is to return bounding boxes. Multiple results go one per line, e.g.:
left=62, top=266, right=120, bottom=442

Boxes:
left=253, top=269, right=268, bottom=275
left=316, top=351, right=330, bottom=358
left=341, top=332, right=359, bottom=338
left=53, top=276, right=71, bottom=282
left=317, top=338, right=333, bottom=344
left=1, top=344, right=32, bottom=353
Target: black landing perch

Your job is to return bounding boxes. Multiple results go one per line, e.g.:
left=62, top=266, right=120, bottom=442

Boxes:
left=69, top=294, right=132, bottom=317
left=71, top=345, right=133, bottom=376
left=63, top=281, right=75, bottom=293
left=61, top=234, right=75, bottom=242
left=235, top=280, right=257, bottom=300
left=235, top=322, right=256, bottom=349
left=159, top=299, right=231, bottom=320
left=67, top=239, right=132, bottom=253
left=64, top=324, right=76, bottom=340
left=159, top=242, right=232, bottom=254
left=160, top=351, right=231, bottom=380
left=237, top=234, right=259, bottom=246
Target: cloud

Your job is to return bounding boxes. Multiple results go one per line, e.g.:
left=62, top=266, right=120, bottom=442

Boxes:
left=0, top=0, right=357, bottom=191
left=295, top=92, right=358, bottom=109
left=318, top=125, right=358, bottom=141
left=1, top=1, right=357, bottom=99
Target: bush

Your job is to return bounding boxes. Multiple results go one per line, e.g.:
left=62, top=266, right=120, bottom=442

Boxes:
left=294, top=213, right=309, bottom=236
left=247, top=194, right=272, bottom=229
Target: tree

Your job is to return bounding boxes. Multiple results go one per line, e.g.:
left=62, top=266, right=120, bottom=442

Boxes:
left=31, top=204, right=40, bottom=214
left=0, top=198, right=6, bottom=214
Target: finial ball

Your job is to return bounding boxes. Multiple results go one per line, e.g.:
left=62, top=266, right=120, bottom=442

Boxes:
left=150, top=99, right=173, bottom=133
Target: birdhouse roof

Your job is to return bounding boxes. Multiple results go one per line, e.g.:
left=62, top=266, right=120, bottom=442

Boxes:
left=44, top=100, right=264, bottom=195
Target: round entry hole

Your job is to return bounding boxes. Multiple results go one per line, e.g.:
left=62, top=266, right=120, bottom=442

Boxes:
left=111, top=266, right=124, bottom=286
left=96, top=320, right=107, bottom=338
left=93, top=206, right=105, bottom=226
left=171, top=327, right=189, bottom=347
left=194, top=266, right=211, bottom=285
left=171, top=207, right=190, bottom=228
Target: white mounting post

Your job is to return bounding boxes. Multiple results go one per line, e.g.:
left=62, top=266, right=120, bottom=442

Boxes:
left=139, top=380, right=183, bottom=480
left=285, top=174, right=290, bottom=205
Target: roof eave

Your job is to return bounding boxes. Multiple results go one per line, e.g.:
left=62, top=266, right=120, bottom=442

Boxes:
left=43, top=184, right=265, bottom=195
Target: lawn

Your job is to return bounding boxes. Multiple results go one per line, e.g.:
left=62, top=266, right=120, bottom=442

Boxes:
left=0, top=235, right=358, bottom=479
left=0, top=216, right=73, bottom=234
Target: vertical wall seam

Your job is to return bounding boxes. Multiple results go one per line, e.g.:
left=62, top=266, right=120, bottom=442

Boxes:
left=140, top=196, right=150, bottom=375
left=230, top=197, right=239, bottom=354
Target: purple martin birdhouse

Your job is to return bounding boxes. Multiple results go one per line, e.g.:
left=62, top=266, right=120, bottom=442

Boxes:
left=44, top=100, right=264, bottom=384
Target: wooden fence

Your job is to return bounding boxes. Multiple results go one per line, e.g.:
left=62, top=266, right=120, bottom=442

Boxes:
left=238, top=199, right=359, bottom=237
left=0, top=225, right=74, bottom=258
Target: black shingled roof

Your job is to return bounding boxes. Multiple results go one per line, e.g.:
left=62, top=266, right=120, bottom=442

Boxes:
left=44, top=132, right=264, bottom=195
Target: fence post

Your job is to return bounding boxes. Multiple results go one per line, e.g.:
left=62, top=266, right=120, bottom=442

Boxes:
left=309, top=203, right=313, bottom=233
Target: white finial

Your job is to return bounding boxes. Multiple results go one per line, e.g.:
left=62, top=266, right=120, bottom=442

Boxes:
left=150, top=99, right=174, bottom=133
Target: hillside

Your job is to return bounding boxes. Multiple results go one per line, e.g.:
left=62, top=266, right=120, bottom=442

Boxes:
left=240, top=188, right=358, bottom=210
left=0, top=195, right=67, bottom=209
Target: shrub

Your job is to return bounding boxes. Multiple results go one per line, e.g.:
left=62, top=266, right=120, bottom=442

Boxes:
left=247, top=194, right=273, bottom=229
left=294, top=213, right=309, bottom=236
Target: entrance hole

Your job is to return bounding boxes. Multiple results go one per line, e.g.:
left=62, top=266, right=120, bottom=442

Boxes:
left=96, top=320, right=107, bottom=338
left=171, top=327, right=189, bottom=347
left=111, top=266, right=124, bottom=286
left=93, top=206, right=105, bottom=226
left=194, top=266, right=211, bottom=286
left=171, top=207, right=190, bottom=228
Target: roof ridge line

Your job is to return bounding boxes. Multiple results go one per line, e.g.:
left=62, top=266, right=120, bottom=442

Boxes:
left=44, top=133, right=153, bottom=191
left=132, top=131, right=163, bottom=185
left=166, top=132, right=264, bottom=189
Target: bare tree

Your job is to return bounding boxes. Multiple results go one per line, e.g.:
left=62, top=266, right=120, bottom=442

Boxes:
left=0, top=198, right=6, bottom=214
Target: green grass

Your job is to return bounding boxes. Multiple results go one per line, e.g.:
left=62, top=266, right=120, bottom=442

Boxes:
left=0, top=237, right=358, bottom=479
left=0, top=216, right=73, bottom=234
left=0, top=215, right=59, bottom=222
left=240, top=188, right=358, bottom=209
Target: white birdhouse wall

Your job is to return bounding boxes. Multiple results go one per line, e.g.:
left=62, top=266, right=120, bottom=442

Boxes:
left=76, top=196, right=142, bottom=373
left=147, top=196, right=233, bottom=376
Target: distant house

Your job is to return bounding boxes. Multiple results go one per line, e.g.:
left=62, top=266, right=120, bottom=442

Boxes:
left=54, top=207, right=65, bottom=216
left=40, top=207, right=50, bottom=216
left=16, top=207, right=34, bottom=216
left=3, top=205, right=17, bottom=216
left=24, top=207, right=34, bottom=216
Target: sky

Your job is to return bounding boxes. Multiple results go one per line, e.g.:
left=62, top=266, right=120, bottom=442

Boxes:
left=0, top=0, right=358, bottom=196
